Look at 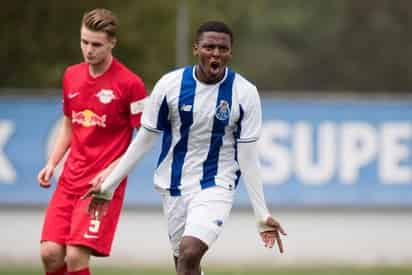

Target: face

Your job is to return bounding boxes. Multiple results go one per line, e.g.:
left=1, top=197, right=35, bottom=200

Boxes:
left=80, top=26, right=115, bottom=65
left=193, top=31, right=232, bottom=84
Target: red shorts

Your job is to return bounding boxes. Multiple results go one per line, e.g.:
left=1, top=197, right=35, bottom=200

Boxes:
left=41, top=185, right=125, bottom=257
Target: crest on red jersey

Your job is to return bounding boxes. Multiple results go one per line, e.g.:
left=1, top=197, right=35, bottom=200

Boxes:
left=96, top=89, right=116, bottom=104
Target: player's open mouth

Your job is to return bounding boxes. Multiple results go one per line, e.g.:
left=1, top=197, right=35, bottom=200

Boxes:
left=210, top=62, right=220, bottom=73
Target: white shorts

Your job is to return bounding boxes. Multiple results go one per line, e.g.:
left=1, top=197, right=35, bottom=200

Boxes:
left=160, top=186, right=234, bottom=256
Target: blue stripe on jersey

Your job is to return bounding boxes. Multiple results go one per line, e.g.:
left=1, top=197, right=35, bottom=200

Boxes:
left=157, top=97, right=172, bottom=167
left=170, top=66, right=196, bottom=196
left=234, top=105, right=244, bottom=188
left=234, top=104, right=244, bottom=140
left=200, top=69, right=236, bottom=189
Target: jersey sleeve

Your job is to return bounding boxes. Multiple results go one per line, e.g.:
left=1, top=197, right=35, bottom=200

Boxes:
left=237, top=86, right=262, bottom=143
left=128, top=77, right=148, bottom=128
left=141, top=76, right=169, bottom=133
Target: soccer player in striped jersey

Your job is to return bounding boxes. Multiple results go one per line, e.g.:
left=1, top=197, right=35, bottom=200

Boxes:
left=84, top=21, right=286, bottom=275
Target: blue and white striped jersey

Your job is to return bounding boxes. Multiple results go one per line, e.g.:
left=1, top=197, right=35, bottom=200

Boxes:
left=141, top=65, right=262, bottom=196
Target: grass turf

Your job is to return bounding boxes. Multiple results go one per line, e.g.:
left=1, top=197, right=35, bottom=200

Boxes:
left=0, top=266, right=412, bottom=275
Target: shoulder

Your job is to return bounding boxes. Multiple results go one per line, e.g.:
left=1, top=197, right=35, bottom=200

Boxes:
left=232, top=71, right=260, bottom=101
left=233, top=72, right=258, bottom=92
left=157, top=67, right=186, bottom=87
left=152, top=67, right=186, bottom=95
left=113, top=58, right=145, bottom=87
left=64, top=62, right=87, bottom=78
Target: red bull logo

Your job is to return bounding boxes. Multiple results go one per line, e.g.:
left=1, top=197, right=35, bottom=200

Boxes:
left=72, top=109, right=106, bottom=128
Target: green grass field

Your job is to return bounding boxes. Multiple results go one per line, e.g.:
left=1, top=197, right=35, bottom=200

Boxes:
left=1, top=266, right=412, bottom=275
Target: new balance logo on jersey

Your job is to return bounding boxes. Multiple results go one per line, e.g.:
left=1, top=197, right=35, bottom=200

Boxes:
left=181, top=104, right=192, bottom=112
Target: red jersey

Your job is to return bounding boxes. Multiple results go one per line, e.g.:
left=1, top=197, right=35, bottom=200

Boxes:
left=60, top=58, right=147, bottom=195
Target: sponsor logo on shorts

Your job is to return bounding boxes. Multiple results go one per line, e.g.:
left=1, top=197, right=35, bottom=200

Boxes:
left=213, top=219, right=223, bottom=227
left=83, top=233, right=99, bottom=239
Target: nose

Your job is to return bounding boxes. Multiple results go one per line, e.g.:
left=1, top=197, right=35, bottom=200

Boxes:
left=211, top=47, right=220, bottom=56
left=86, top=44, right=94, bottom=54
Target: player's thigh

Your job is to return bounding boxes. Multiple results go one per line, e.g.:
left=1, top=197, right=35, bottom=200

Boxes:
left=41, top=187, right=74, bottom=244
left=67, top=194, right=124, bottom=257
left=184, top=186, right=234, bottom=247
left=161, top=193, right=192, bottom=256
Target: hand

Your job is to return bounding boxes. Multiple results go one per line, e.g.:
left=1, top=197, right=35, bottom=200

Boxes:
left=81, top=165, right=114, bottom=200
left=81, top=166, right=115, bottom=219
left=81, top=181, right=110, bottom=220
left=37, top=164, right=55, bottom=188
left=86, top=196, right=109, bottom=220
left=259, top=216, right=287, bottom=253
left=81, top=182, right=102, bottom=200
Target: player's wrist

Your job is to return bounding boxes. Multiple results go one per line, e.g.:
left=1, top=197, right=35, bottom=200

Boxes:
left=257, top=214, right=272, bottom=232
left=45, top=161, right=57, bottom=170
left=100, top=180, right=114, bottom=196
left=93, top=192, right=113, bottom=200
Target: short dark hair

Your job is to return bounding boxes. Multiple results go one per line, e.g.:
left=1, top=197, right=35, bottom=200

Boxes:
left=195, top=21, right=234, bottom=44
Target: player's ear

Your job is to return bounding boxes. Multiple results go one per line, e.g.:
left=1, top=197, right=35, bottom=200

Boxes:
left=192, top=42, right=199, bottom=56
left=110, top=37, right=117, bottom=49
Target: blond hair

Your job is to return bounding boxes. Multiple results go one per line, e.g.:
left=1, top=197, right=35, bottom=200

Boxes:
left=82, top=8, right=118, bottom=38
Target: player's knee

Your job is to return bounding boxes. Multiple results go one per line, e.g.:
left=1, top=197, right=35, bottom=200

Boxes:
left=40, top=242, right=65, bottom=268
left=65, top=245, right=91, bottom=269
left=178, top=244, right=203, bottom=267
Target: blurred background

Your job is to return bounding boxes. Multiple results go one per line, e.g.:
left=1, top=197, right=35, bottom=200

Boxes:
left=1, top=1, right=411, bottom=275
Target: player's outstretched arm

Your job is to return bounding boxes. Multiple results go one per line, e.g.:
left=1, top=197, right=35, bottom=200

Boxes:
left=82, top=127, right=159, bottom=200
left=37, top=116, right=72, bottom=188
left=237, top=141, right=287, bottom=253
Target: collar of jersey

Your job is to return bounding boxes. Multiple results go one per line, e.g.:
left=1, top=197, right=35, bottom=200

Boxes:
left=192, top=65, right=228, bottom=86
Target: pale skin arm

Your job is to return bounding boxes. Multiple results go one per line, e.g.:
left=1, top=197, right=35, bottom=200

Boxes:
left=37, top=116, right=72, bottom=188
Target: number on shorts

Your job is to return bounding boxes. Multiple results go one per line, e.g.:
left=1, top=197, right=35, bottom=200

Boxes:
left=89, top=219, right=101, bottom=233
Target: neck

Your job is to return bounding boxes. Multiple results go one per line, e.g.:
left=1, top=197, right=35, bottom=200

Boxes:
left=195, top=65, right=225, bottom=84
left=89, top=55, right=113, bottom=78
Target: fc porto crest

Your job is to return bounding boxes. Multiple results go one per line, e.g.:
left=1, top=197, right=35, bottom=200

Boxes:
left=96, top=89, right=116, bottom=104
left=215, top=100, right=230, bottom=121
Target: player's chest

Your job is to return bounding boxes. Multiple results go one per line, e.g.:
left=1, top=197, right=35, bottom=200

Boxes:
left=66, top=82, right=127, bottom=127
left=168, top=87, right=241, bottom=130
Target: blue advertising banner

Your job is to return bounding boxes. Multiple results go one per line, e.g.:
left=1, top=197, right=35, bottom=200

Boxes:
left=0, top=97, right=411, bottom=207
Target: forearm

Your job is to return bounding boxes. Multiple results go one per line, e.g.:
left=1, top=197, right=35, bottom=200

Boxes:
left=238, top=142, right=270, bottom=226
left=47, top=116, right=72, bottom=167
left=100, top=127, right=158, bottom=196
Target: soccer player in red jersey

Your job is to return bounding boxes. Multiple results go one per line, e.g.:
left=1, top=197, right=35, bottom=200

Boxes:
left=37, top=8, right=147, bottom=275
